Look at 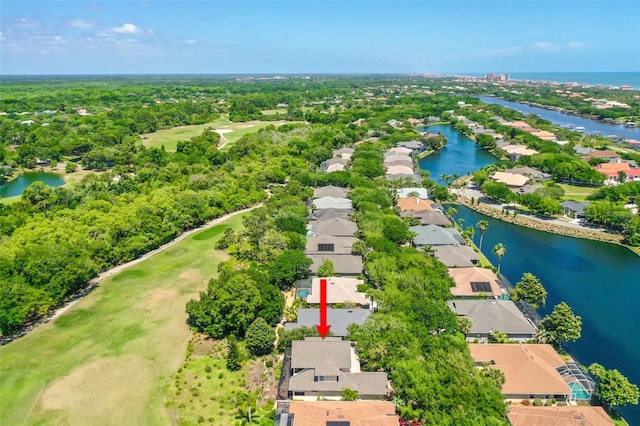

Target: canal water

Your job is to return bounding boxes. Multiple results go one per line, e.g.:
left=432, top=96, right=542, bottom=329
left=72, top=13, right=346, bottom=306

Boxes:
left=479, top=96, right=640, bottom=141
left=419, top=125, right=640, bottom=424
left=418, top=124, right=498, bottom=185
left=0, top=172, right=65, bottom=198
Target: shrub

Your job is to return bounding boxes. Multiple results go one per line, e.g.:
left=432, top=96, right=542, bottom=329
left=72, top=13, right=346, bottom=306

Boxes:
left=544, top=399, right=553, bottom=406
left=204, top=365, right=212, bottom=373
left=533, top=398, right=543, bottom=406
left=521, top=399, right=531, bottom=406
left=265, top=360, right=274, bottom=368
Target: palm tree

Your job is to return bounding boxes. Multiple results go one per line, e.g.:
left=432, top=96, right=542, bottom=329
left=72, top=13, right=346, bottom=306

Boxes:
left=476, top=220, right=489, bottom=251
left=446, top=206, right=458, bottom=224
left=493, top=243, right=506, bottom=275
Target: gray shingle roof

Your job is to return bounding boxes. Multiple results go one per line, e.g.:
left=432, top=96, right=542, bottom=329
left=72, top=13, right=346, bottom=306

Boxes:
left=285, top=308, right=371, bottom=336
left=447, top=300, right=537, bottom=337
left=312, top=197, right=353, bottom=210
left=432, top=245, right=479, bottom=267
left=305, top=235, right=357, bottom=255
left=410, top=224, right=465, bottom=246
left=313, top=186, right=350, bottom=198
left=310, top=218, right=358, bottom=237
left=401, top=210, right=451, bottom=226
left=308, top=255, right=364, bottom=275
left=310, top=208, right=352, bottom=221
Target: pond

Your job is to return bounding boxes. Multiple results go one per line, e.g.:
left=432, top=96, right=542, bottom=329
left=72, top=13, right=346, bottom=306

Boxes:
left=0, top=172, right=65, bottom=198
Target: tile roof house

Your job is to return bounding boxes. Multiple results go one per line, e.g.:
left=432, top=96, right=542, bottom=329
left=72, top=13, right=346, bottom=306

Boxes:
left=305, top=277, right=370, bottom=307
left=285, top=308, right=371, bottom=337
left=595, top=162, right=640, bottom=183
left=504, top=167, right=552, bottom=181
left=447, top=300, right=537, bottom=342
left=383, top=154, right=413, bottom=164
left=384, top=159, right=415, bottom=169
left=432, top=245, right=479, bottom=267
left=410, top=224, right=465, bottom=247
left=283, top=401, right=400, bottom=426
left=309, top=217, right=358, bottom=237
left=385, top=165, right=415, bottom=176
left=327, top=163, right=346, bottom=173
left=385, top=147, right=413, bottom=156
left=491, top=171, right=530, bottom=188
left=312, top=197, right=353, bottom=210
left=320, top=158, right=350, bottom=172
left=448, top=267, right=503, bottom=298
left=305, top=235, right=358, bottom=255
left=313, top=186, right=350, bottom=199
left=308, top=255, right=364, bottom=277
left=507, top=405, right=613, bottom=426
left=288, top=338, right=390, bottom=399
left=400, top=210, right=451, bottom=226
left=468, top=343, right=571, bottom=401
left=582, top=150, right=621, bottom=163
left=396, top=197, right=434, bottom=212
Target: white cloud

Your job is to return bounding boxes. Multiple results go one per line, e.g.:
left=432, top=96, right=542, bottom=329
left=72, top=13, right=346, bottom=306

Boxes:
left=530, top=42, right=561, bottom=51
left=109, top=23, right=144, bottom=34
left=185, top=39, right=197, bottom=45
left=13, top=18, right=41, bottom=28
left=67, top=19, right=96, bottom=29
left=473, top=46, right=523, bottom=58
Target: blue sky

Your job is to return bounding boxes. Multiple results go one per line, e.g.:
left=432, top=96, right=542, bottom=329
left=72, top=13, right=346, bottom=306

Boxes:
left=1, top=1, right=638, bottom=75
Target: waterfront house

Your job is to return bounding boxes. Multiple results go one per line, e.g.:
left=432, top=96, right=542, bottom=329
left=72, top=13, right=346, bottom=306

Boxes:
left=306, top=276, right=370, bottom=308
left=400, top=210, right=451, bottom=226
left=313, top=185, right=349, bottom=199
left=594, top=162, right=640, bottom=183
left=383, top=154, right=413, bottom=165
left=281, top=401, right=399, bottom=426
left=447, top=267, right=502, bottom=298
left=307, top=255, right=363, bottom=277
left=468, top=343, right=571, bottom=402
left=288, top=338, right=389, bottom=399
left=305, top=235, right=357, bottom=255
left=432, top=245, right=479, bottom=267
left=384, top=159, right=414, bottom=169
left=284, top=308, right=371, bottom=337
left=491, top=171, right=530, bottom=188
left=560, top=201, right=591, bottom=218
left=410, top=224, right=465, bottom=247
left=396, top=140, right=426, bottom=153
left=504, top=167, right=552, bottom=182
left=447, top=300, right=537, bottom=342
left=507, top=405, right=613, bottom=426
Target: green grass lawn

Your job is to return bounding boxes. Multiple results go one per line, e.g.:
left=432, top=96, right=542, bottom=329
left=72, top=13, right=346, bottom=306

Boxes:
left=165, top=338, right=279, bottom=426
left=143, top=114, right=295, bottom=152
left=0, top=213, right=248, bottom=426
left=0, top=194, right=20, bottom=204
left=557, top=183, right=598, bottom=202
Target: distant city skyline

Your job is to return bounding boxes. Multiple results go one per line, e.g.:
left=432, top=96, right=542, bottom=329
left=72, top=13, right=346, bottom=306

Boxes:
left=1, top=1, right=638, bottom=75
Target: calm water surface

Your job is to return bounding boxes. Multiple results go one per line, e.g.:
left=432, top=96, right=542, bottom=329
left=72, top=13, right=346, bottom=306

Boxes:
left=418, top=125, right=640, bottom=424
left=0, top=172, right=65, bottom=198
left=479, top=96, right=640, bottom=141
left=418, top=124, right=498, bottom=184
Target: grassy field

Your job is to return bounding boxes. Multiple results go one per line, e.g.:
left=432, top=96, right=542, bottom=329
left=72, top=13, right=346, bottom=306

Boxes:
left=143, top=115, right=293, bottom=152
left=165, top=337, right=279, bottom=426
left=0, top=194, right=20, bottom=204
left=0, top=213, right=249, bottom=426
left=558, top=183, right=598, bottom=202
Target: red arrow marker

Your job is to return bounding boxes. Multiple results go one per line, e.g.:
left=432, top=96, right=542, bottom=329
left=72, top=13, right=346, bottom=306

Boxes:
left=316, top=278, right=331, bottom=339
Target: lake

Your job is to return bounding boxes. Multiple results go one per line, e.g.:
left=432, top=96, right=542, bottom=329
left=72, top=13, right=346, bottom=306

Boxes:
left=0, top=172, right=65, bottom=198
left=478, top=96, right=640, bottom=141
left=418, top=124, right=640, bottom=425
left=418, top=124, right=498, bottom=185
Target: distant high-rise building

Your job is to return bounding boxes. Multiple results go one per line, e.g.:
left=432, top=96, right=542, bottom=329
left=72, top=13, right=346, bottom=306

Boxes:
left=485, top=73, right=510, bottom=82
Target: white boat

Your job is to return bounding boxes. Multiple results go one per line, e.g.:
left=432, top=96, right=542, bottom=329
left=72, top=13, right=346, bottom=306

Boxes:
left=575, top=126, right=585, bottom=133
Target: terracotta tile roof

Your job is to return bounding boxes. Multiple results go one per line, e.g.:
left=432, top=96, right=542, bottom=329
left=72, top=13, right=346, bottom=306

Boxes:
left=396, top=197, right=434, bottom=211
left=448, top=267, right=502, bottom=297
left=507, top=405, right=613, bottom=426
left=287, top=401, right=399, bottom=426
left=582, top=150, right=621, bottom=159
left=469, top=344, right=570, bottom=397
